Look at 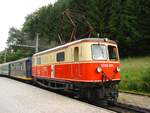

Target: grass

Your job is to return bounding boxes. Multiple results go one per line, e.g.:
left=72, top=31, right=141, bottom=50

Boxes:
left=119, top=56, right=150, bottom=94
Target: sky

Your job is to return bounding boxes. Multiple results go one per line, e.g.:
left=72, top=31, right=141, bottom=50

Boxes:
left=0, top=0, right=57, bottom=52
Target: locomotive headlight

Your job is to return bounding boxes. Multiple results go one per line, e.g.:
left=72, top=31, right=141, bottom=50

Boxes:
left=96, top=67, right=102, bottom=73
left=116, top=67, right=120, bottom=72
left=104, top=38, right=108, bottom=42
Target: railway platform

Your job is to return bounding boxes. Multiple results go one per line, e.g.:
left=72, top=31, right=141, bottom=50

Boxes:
left=0, top=77, right=114, bottom=113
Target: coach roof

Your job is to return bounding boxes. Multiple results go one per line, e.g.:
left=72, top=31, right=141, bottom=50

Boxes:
left=9, top=57, right=31, bottom=64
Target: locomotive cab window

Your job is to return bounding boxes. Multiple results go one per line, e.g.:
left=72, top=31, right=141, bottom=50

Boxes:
left=108, top=46, right=118, bottom=61
left=57, top=52, right=65, bottom=62
left=91, top=44, right=107, bottom=60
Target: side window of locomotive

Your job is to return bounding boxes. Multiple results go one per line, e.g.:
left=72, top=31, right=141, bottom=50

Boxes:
left=74, top=47, right=79, bottom=61
left=108, top=46, right=118, bottom=61
left=37, top=57, right=41, bottom=64
left=57, top=52, right=65, bottom=62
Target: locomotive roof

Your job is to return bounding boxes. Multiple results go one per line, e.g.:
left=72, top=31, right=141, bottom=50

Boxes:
left=34, top=38, right=117, bottom=56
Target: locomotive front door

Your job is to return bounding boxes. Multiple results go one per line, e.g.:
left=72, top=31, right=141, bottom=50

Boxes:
left=72, top=47, right=80, bottom=79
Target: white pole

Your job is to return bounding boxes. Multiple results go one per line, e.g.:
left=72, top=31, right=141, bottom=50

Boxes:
left=36, top=33, right=39, bottom=53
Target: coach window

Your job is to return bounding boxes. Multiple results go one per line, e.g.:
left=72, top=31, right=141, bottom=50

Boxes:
left=57, top=52, right=65, bottom=62
left=19, top=63, right=23, bottom=70
left=11, top=64, right=15, bottom=69
left=74, top=47, right=79, bottom=61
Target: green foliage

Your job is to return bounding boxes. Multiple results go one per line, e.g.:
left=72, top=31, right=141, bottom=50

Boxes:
left=0, top=51, right=5, bottom=63
left=119, top=57, right=150, bottom=93
left=6, top=50, right=24, bottom=62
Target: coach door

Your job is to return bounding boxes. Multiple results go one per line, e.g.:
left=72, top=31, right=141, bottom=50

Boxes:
left=26, top=60, right=32, bottom=78
left=73, top=47, right=80, bottom=79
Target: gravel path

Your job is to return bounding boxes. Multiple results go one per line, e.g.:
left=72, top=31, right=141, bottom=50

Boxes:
left=0, top=77, right=114, bottom=113
left=118, top=92, right=150, bottom=109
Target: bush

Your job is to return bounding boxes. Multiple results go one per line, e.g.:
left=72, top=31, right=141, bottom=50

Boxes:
left=119, top=57, right=150, bottom=94
left=139, top=69, right=150, bottom=93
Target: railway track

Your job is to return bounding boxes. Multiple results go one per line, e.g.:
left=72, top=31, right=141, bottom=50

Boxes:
left=1, top=76, right=150, bottom=113
left=30, top=81, right=150, bottom=113
left=104, top=103, right=150, bottom=113
left=119, top=90, right=150, bottom=97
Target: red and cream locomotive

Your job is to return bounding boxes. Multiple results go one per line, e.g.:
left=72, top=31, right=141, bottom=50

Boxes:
left=32, top=38, right=120, bottom=104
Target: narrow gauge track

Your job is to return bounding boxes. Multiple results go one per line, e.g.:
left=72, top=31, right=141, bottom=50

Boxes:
left=1, top=76, right=150, bottom=113
left=81, top=97, right=150, bottom=113
left=103, top=103, right=150, bottom=113
left=119, top=90, right=150, bottom=97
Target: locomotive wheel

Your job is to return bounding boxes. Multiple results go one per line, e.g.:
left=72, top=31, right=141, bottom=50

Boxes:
left=107, top=98, right=117, bottom=106
left=96, top=99, right=108, bottom=107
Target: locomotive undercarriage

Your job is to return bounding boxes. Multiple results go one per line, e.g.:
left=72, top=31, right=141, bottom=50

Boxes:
left=33, top=77, right=120, bottom=105
left=71, top=81, right=120, bottom=106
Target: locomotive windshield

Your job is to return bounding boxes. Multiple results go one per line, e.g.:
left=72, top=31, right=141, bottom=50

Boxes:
left=91, top=44, right=107, bottom=60
left=91, top=44, right=118, bottom=60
